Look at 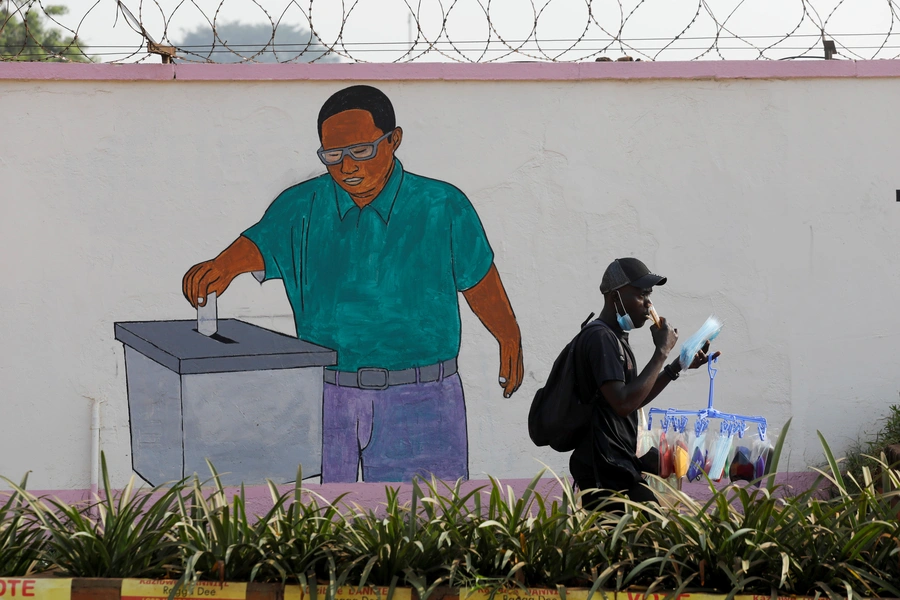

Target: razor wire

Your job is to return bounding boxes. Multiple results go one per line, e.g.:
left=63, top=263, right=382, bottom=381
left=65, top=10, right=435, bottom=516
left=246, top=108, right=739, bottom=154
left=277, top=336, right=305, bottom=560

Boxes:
left=2, top=0, right=900, bottom=63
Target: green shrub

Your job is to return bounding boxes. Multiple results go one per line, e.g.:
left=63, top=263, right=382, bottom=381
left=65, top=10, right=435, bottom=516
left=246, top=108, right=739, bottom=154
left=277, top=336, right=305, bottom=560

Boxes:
left=1, top=426, right=899, bottom=598
left=843, top=402, right=900, bottom=490
left=0, top=475, right=45, bottom=576
left=3, top=455, right=182, bottom=578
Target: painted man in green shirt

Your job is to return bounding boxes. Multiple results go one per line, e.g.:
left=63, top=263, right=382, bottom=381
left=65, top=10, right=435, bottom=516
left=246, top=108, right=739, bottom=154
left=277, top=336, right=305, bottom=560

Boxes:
left=183, top=85, right=523, bottom=483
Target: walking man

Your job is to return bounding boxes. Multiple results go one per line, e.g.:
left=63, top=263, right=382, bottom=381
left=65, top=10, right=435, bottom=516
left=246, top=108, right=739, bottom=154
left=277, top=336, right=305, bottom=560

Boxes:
left=569, top=258, right=717, bottom=509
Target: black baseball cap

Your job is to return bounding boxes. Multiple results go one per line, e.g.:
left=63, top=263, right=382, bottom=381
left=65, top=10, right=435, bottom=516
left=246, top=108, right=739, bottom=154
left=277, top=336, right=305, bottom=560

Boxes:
left=600, top=258, right=667, bottom=294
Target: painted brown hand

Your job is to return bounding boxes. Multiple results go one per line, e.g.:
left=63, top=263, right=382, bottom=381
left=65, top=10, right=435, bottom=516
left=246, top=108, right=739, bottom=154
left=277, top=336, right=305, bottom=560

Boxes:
left=182, top=259, right=233, bottom=308
left=499, top=336, right=524, bottom=398
left=181, top=235, right=265, bottom=308
left=462, top=263, right=524, bottom=399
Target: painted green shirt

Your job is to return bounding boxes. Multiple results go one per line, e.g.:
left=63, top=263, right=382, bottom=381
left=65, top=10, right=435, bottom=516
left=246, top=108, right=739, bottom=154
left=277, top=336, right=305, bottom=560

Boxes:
left=242, top=160, right=494, bottom=372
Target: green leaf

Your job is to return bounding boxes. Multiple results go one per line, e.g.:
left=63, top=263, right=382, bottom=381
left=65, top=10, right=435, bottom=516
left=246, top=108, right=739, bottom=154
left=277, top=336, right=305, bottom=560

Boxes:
left=817, top=430, right=848, bottom=496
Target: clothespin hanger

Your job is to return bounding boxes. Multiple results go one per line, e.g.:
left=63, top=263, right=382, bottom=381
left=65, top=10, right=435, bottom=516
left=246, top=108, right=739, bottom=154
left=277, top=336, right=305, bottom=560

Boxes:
left=707, top=355, right=719, bottom=411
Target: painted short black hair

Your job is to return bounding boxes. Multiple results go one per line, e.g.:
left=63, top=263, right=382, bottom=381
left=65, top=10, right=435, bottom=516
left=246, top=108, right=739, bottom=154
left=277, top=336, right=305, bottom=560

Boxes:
left=317, top=85, right=396, bottom=141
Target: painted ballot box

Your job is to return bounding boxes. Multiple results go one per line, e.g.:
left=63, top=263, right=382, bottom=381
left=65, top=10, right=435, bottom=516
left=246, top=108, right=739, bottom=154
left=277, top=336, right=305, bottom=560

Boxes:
left=115, top=319, right=336, bottom=486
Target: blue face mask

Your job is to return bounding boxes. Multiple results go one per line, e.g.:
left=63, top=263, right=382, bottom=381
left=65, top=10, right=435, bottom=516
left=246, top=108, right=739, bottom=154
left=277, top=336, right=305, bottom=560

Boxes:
left=615, top=291, right=635, bottom=331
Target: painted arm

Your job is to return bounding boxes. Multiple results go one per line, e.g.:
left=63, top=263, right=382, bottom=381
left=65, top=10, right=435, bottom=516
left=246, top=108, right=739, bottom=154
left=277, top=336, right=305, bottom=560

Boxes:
left=462, top=263, right=524, bottom=398
left=182, top=235, right=264, bottom=308
left=463, top=264, right=525, bottom=398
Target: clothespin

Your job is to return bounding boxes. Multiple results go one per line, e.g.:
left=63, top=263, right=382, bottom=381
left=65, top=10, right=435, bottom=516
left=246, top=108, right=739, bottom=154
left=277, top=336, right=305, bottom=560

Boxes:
left=695, top=415, right=709, bottom=437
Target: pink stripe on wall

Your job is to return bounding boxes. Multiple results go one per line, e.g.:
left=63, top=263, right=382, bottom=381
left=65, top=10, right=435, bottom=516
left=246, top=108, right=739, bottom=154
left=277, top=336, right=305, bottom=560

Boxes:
left=2, top=60, right=900, bottom=82
left=0, top=62, right=176, bottom=80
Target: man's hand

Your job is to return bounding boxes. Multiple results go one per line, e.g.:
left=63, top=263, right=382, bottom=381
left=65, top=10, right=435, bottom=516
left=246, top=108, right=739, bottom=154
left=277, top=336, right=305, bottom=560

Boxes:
left=498, top=337, right=524, bottom=398
left=182, top=259, right=239, bottom=308
left=650, top=317, right=678, bottom=356
left=687, top=340, right=721, bottom=370
left=181, top=236, right=265, bottom=308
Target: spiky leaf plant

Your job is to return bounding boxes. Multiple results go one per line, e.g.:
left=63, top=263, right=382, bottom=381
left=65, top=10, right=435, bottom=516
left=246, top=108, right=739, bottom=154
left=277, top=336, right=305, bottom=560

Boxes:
left=0, top=475, right=46, bottom=576
left=172, top=460, right=292, bottom=589
left=3, top=453, right=183, bottom=578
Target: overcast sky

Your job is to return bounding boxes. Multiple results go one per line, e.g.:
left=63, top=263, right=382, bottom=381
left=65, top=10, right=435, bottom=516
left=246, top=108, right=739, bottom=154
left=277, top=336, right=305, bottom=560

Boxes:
left=16, top=0, right=900, bottom=62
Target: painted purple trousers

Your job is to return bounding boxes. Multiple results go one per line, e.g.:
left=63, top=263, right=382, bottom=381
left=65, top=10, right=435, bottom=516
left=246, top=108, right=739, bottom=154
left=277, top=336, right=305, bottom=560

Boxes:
left=321, top=373, right=468, bottom=483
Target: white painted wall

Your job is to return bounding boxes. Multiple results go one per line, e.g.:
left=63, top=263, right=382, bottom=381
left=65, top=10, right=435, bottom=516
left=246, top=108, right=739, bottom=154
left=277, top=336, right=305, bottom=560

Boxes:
left=1, top=74, right=899, bottom=489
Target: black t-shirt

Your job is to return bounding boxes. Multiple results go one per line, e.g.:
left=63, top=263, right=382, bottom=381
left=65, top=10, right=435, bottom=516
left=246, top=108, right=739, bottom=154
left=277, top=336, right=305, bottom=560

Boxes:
left=568, top=318, right=642, bottom=491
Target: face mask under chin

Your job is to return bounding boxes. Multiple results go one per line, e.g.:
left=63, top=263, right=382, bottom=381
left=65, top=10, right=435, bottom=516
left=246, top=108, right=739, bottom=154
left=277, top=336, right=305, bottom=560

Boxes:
left=616, top=291, right=636, bottom=331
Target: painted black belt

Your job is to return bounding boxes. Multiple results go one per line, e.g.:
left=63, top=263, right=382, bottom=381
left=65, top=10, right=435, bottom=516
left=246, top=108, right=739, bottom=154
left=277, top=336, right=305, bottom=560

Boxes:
left=323, top=358, right=458, bottom=390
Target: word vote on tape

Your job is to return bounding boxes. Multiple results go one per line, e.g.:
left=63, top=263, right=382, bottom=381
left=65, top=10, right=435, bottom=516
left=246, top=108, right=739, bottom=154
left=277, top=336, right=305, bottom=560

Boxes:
left=0, top=579, right=71, bottom=599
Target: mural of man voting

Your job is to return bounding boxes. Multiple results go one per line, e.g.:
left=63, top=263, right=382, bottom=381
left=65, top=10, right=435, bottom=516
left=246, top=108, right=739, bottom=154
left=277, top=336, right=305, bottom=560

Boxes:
left=182, top=85, right=523, bottom=484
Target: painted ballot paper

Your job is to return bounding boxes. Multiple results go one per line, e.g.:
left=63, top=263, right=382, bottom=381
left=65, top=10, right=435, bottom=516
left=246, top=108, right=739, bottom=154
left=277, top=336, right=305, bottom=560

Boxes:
left=120, top=579, right=246, bottom=599
left=284, top=585, right=412, bottom=600
left=0, top=579, right=71, bottom=599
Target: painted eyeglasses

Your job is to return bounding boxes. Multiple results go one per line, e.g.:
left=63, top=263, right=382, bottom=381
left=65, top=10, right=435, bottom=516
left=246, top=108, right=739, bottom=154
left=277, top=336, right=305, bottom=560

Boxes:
left=317, top=130, right=394, bottom=166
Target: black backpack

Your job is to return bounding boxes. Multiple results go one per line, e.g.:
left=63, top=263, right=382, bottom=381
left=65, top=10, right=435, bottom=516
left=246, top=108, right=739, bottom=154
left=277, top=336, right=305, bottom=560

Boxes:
left=528, top=314, right=622, bottom=452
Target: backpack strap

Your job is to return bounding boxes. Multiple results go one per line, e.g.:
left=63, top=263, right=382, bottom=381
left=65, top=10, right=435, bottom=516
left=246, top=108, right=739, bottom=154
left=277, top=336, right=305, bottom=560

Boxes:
left=574, top=313, right=629, bottom=401
left=578, top=313, right=626, bottom=359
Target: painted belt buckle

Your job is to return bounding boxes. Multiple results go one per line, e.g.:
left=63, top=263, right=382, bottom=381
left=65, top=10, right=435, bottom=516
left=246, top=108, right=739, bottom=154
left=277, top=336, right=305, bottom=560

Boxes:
left=357, top=367, right=390, bottom=390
